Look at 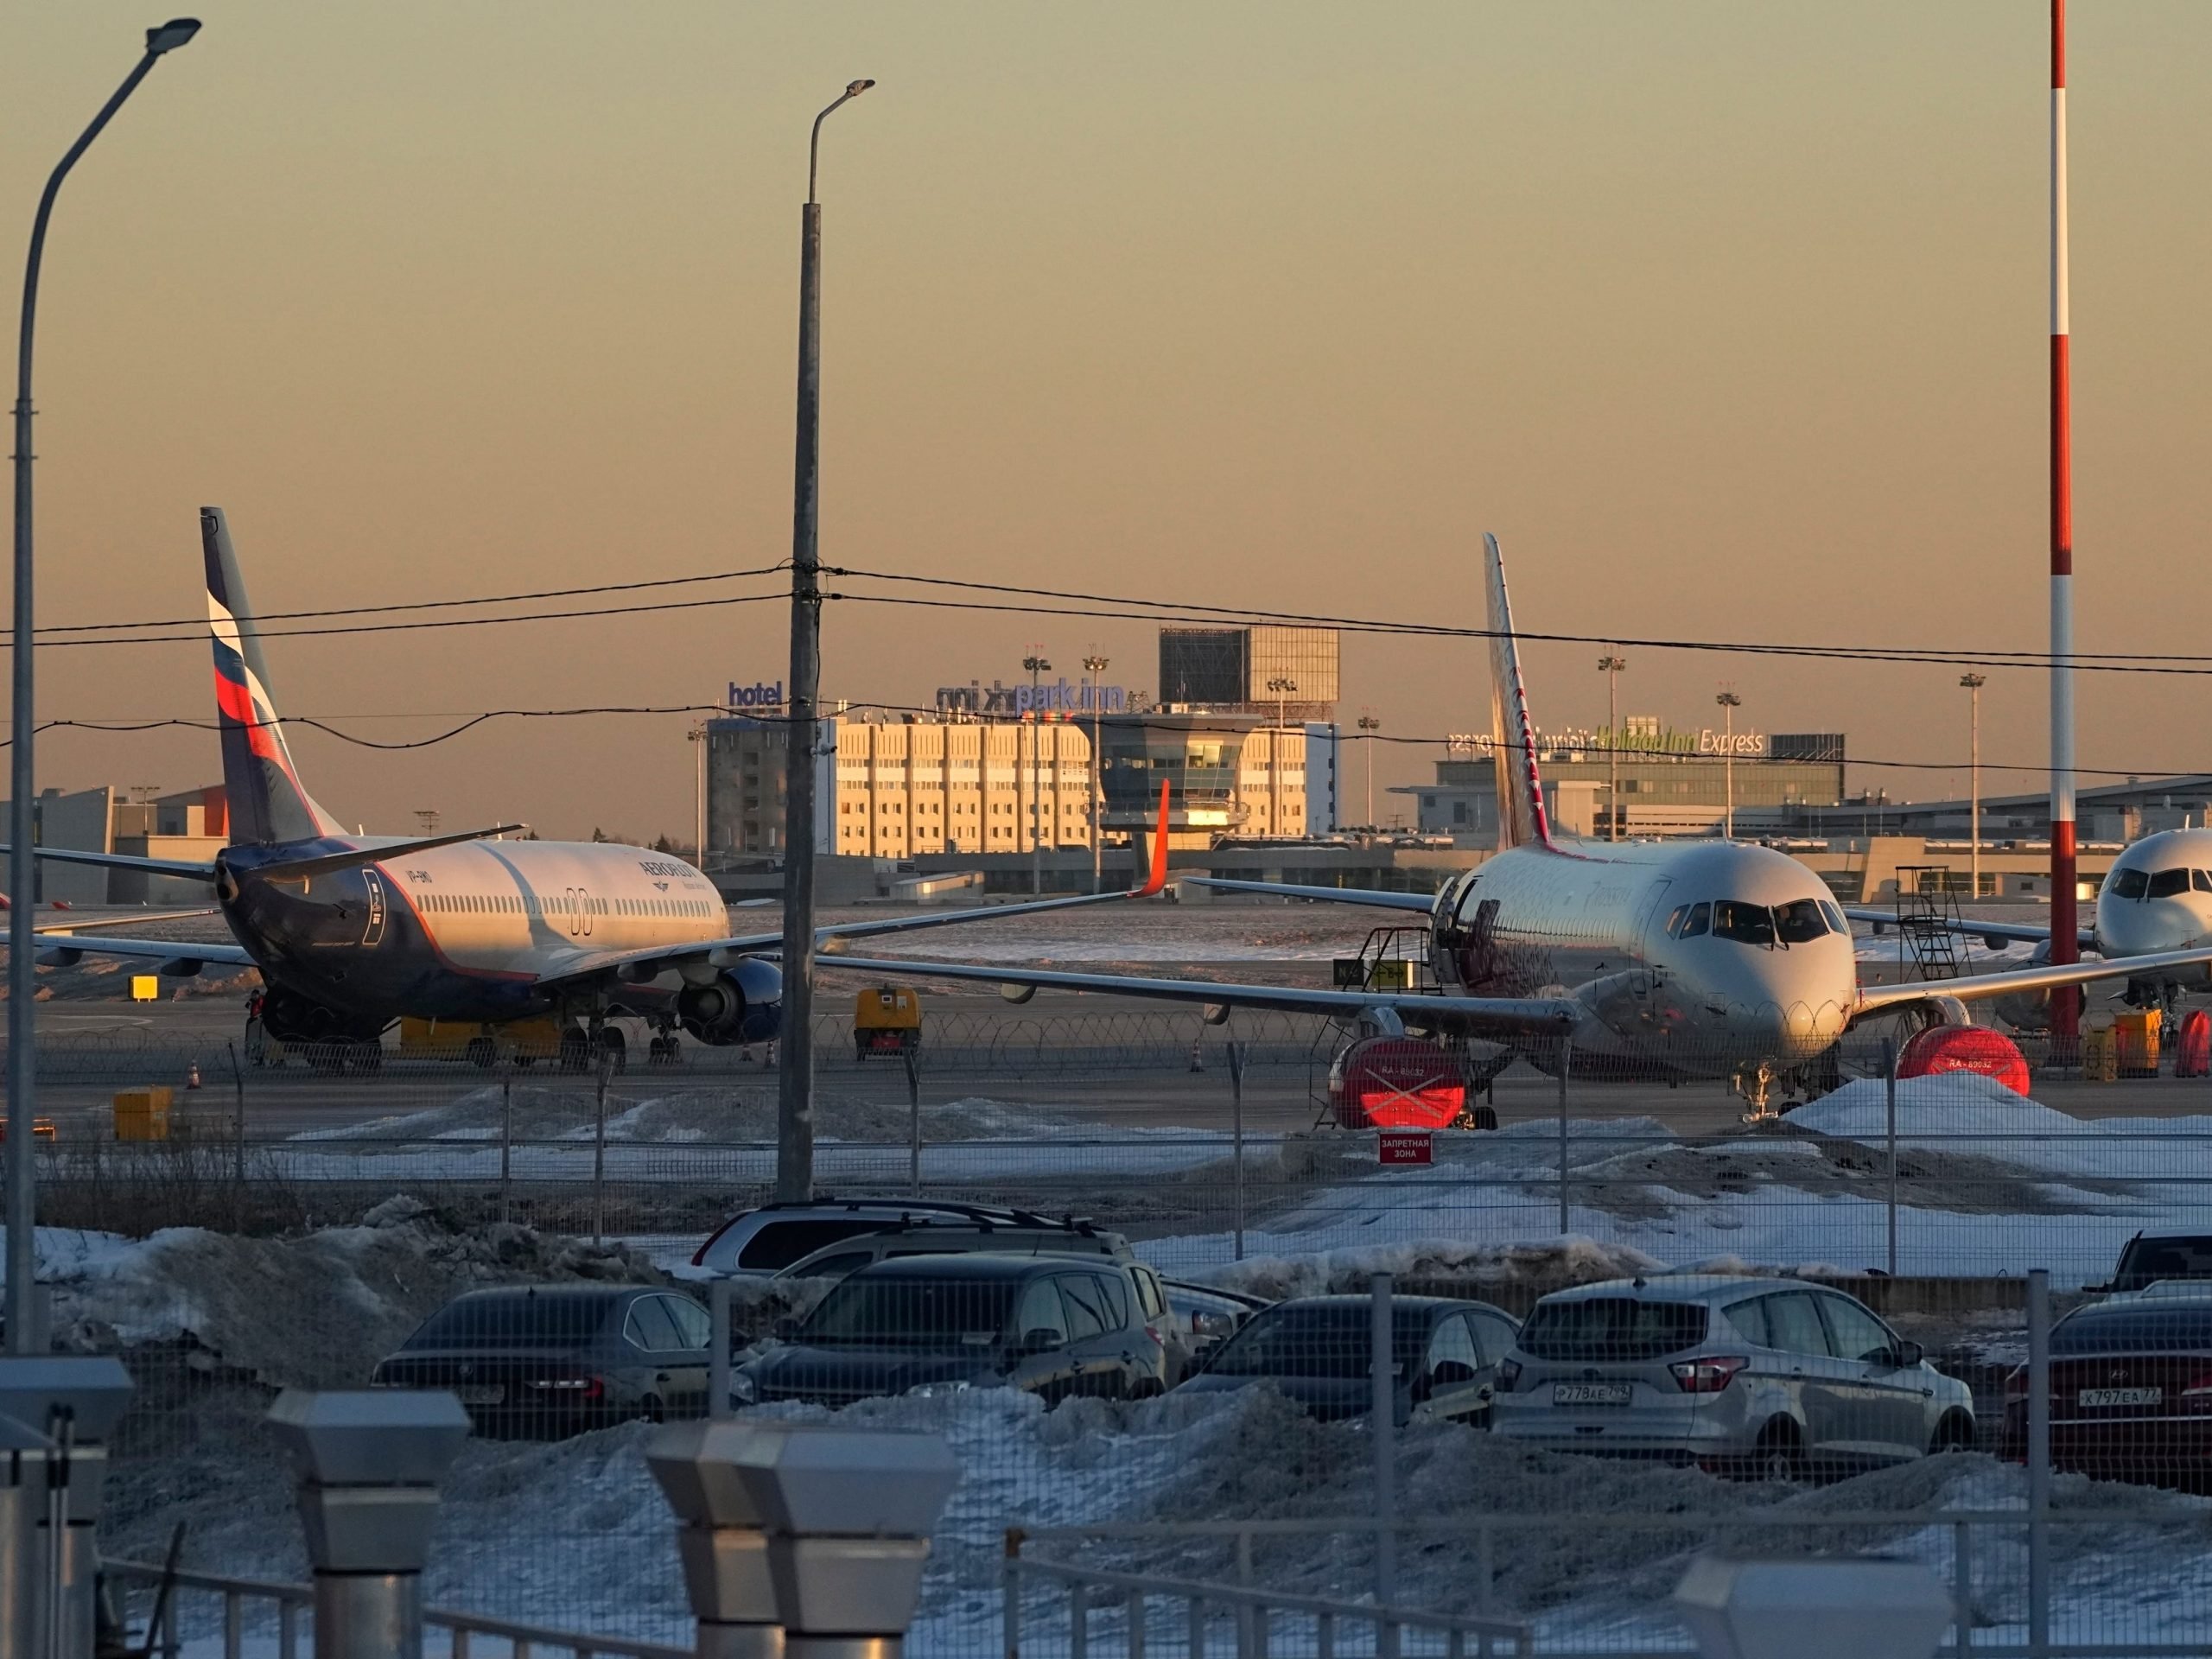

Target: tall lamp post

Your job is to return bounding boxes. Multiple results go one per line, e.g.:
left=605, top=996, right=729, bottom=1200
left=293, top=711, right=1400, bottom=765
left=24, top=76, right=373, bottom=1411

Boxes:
left=10, top=17, right=202, bottom=1353
left=1083, top=653, right=1109, bottom=893
left=1715, top=690, right=1743, bottom=840
left=777, top=76, right=874, bottom=1205
left=1357, top=713, right=1380, bottom=829
left=1597, top=655, right=1626, bottom=842
left=688, top=721, right=709, bottom=869
left=1022, top=652, right=1050, bottom=893
left=1267, top=677, right=1297, bottom=836
left=1961, top=673, right=1986, bottom=902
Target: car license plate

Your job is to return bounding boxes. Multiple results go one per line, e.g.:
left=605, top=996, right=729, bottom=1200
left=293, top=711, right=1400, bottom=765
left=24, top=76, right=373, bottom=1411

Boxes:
left=454, top=1385, right=505, bottom=1407
left=2076, top=1387, right=2161, bottom=1408
left=1553, top=1382, right=1632, bottom=1407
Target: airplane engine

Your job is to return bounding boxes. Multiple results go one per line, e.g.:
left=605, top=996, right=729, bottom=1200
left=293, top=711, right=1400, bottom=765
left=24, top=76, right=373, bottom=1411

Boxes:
left=677, top=957, right=783, bottom=1046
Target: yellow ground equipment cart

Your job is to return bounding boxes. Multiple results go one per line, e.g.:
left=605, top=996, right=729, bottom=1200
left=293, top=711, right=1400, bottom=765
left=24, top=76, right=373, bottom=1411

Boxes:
left=399, top=1015, right=563, bottom=1067
left=114, top=1087, right=173, bottom=1141
left=854, top=987, right=922, bottom=1059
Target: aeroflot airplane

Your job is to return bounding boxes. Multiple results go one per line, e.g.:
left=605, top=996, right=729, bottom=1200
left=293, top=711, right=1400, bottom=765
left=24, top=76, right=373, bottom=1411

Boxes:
left=0, top=509, right=1168, bottom=1065
left=1855, top=828, right=2212, bottom=1027
left=826, top=534, right=2212, bottom=1116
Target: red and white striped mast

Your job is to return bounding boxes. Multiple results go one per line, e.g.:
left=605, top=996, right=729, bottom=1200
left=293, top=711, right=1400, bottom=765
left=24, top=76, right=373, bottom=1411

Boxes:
left=2047, top=0, right=2080, bottom=1053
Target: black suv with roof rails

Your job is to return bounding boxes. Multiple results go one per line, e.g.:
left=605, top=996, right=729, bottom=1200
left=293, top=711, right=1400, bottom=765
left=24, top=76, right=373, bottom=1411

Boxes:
left=692, top=1198, right=1070, bottom=1277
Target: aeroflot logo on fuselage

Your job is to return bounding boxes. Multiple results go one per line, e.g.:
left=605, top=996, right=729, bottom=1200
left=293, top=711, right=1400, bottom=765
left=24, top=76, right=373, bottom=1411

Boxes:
left=638, top=860, right=690, bottom=878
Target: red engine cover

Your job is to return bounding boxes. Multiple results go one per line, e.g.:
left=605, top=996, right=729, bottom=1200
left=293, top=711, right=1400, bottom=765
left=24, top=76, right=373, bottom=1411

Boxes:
left=1331, top=1037, right=1465, bottom=1129
left=1895, top=1025, right=2031, bottom=1096
left=2177, top=1010, right=2211, bottom=1080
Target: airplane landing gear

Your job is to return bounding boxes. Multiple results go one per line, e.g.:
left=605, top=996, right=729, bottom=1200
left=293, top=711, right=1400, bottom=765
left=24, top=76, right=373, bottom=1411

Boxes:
left=647, top=1029, right=683, bottom=1065
left=1734, top=1063, right=1781, bottom=1124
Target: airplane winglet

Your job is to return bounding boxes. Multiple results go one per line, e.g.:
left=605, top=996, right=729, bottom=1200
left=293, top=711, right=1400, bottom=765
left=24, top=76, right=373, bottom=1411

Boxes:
left=1136, top=780, right=1171, bottom=896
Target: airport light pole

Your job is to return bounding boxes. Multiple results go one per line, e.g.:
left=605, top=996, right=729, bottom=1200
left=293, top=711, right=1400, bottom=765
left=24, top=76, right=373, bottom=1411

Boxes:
left=1357, top=713, right=1380, bottom=829
left=1715, top=690, right=1742, bottom=840
left=10, top=17, right=202, bottom=1354
left=1083, top=653, right=1108, bottom=893
left=1267, top=677, right=1297, bottom=836
left=1597, top=655, right=1626, bottom=842
left=689, top=721, right=709, bottom=869
left=2047, top=0, right=2082, bottom=1059
left=1961, top=673, right=1986, bottom=903
left=1022, top=652, right=1050, bottom=894
left=778, top=77, right=873, bottom=1205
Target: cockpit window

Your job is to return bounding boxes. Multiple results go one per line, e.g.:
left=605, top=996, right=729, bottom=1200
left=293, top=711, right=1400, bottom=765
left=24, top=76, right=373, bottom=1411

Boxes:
left=2109, top=868, right=2148, bottom=900
left=1663, top=905, right=1689, bottom=938
left=2146, top=869, right=2190, bottom=899
left=1818, top=899, right=1848, bottom=934
left=1710, top=901, right=1777, bottom=947
left=1773, top=899, right=1830, bottom=944
left=2196, top=870, right=2212, bottom=894
left=1679, top=902, right=1710, bottom=938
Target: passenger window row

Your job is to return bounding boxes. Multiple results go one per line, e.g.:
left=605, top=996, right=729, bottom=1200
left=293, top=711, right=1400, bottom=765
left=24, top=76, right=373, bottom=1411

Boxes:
left=417, top=892, right=720, bottom=919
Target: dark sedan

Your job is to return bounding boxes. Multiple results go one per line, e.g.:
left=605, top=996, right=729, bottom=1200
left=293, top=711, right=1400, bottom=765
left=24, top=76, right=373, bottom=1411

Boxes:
left=372, top=1286, right=712, bottom=1436
left=1174, top=1294, right=1517, bottom=1427
left=735, top=1255, right=1170, bottom=1409
left=2002, top=1288, right=2212, bottom=1490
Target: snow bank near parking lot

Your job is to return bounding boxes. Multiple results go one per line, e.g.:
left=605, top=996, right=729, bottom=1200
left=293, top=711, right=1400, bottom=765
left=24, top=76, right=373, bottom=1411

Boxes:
left=1197, top=1236, right=1668, bottom=1301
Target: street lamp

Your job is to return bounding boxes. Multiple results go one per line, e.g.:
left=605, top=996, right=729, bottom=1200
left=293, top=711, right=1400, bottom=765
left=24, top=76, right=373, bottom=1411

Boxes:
left=689, top=721, right=709, bottom=869
left=1083, top=653, right=1109, bottom=893
left=1597, top=655, right=1626, bottom=842
left=1714, top=691, right=1743, bottom=840
left=1022, top=652, right=1052, bottom=894
left=10, top=17, right=202, bottom=1354
left=778, top=76, right=874, bottom=1205
left=1357, top=713, right=1381, bottom=830
left=1961, top=673, right=1986, bottom=902
left=1266, top=677, right=1297, bottom=837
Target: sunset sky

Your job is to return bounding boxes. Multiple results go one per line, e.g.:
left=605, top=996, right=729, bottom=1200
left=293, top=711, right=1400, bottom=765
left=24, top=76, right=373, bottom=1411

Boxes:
left=8, top=3, right=2212, bottom=843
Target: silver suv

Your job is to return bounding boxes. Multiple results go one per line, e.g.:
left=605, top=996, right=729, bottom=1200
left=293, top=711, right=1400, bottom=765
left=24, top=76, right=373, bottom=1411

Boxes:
left=1491, top=1275, right=1974, bottom=1478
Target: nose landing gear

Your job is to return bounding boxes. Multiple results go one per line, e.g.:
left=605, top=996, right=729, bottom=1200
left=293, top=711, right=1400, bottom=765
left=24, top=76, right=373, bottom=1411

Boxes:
left=1733, top=1063, right=1780, bottom=1124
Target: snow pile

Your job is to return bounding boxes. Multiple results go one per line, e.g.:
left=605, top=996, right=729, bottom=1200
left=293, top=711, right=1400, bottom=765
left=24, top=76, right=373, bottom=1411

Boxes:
left=1198, top=1236, right=1669, bottom=1302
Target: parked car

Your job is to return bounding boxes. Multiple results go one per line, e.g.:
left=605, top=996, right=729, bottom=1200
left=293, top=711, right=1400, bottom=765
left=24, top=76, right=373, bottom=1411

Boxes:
left=772, top=1217, right=1135, bottom=1282
left=692, top=1198, right=1057, bottom=1276
left=772, top=1230, right=1202, bottom=1382
left=734, top=1255, right=1171, bottom=1409
left=2000, top=1284, right=2212, bottom=1490
left=1162, top=1279, right=1269, bottom=1370
left=1173, top=1294, right=1516, bottom=1427
left=2101, top=1232, right=2212, bottom=1294
left=371, top=1286, right=712, bottom=1436
left=1491, top=1276, right=1974, bottom=1478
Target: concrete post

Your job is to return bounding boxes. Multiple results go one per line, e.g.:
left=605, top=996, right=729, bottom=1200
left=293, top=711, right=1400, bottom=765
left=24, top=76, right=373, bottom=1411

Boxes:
left=0, top=1355, right=134, bottom=1659
left=1674, top=1555, right=1954, bottom=1659
left=266, top=1389, right=471, bottom=1659
left=651, top=1421, right=957, bottom=1659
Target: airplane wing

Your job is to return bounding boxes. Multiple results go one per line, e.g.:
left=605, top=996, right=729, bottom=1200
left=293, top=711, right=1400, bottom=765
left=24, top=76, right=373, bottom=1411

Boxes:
left=0, top=930, right=255, bottom=970
left=1182, top=878, right=1437, bottom=912
left=815, top=954, right=1574, bottom=1037
left=1853, top=944, right=2212, bottom=1017
left=23, top=910, right=218, bottom=933
left=1840, top=906, right=2093, bottom=953
left=526, top=781, right=1178, bottom=989
left=0, top=845, right=219, bottom=881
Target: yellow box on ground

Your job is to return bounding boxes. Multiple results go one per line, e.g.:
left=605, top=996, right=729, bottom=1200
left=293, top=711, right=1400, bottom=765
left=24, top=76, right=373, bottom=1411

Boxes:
left=129, top=976, right=159, bottom=1002
left=114, top=1086, right=174, bottom=1141
left=2115, top=1009, right=2161, bottom=1076
left=2082, top=1023, right=2118, bottom=1084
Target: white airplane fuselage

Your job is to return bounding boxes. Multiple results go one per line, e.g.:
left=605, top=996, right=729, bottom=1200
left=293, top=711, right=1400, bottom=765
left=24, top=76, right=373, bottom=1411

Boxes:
left=2094, top=827, right=2212, bottom=987
left=1422, top=836, right=1859, bottom=1076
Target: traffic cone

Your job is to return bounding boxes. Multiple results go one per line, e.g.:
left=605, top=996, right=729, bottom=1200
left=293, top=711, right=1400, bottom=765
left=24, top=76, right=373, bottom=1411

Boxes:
left=185, top=1062, right=202, bottom=1091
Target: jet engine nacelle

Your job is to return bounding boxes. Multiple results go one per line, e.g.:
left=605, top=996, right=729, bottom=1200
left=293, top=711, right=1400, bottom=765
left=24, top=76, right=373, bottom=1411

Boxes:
left=677, top=957, right=784, bottom=1046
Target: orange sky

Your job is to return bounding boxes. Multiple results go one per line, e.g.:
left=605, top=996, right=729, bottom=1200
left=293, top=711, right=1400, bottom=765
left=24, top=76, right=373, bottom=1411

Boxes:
left=7, top=2, right=2212, bottom=842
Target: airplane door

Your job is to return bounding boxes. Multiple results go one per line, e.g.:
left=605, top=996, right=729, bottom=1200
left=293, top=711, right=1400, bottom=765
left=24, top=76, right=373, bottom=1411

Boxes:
left=578, top=887, right=593, bottom=937
left=1632, top=879, right=1675, bottom=961
left=360, top=870, right=388, bottom=947
left=564, top=887, right=580, bottom=936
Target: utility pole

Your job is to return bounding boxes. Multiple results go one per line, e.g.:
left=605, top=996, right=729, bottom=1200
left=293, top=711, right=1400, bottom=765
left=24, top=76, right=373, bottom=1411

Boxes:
left=2046, top=0, right=2082, bottom=1060
left=1084, top=653, right=1108, bottom=893
left=1267, top=677, right=1297, bottom=836
left=1597, top=655, right=1626, bottom=841
left=1357, top=713, right=1380, bottom=829
left=1022, top=651, right=1050, bottom=894
left=690, top=721, right=709, bottom=868
left=1715, top=690, right=1743, bottom=841
left=777, top=78, right=874, bottom=1204
left=11, top=18, right=203, bottom=1351
left=1961, top=673, right=1986, bottom=902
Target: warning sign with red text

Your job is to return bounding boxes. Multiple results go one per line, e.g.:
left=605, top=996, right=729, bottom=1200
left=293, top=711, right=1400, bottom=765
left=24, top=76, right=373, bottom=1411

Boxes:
left=1377, top=1130, right=1433, bottom=1166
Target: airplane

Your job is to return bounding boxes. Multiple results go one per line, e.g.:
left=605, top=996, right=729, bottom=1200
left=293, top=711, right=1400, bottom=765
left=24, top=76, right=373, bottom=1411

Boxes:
left=1847, top=829, right=2212, bottom=1029
left=818, top=534, right=2212, bottom=1118
left=0, top=508, right=1173, bottom=1069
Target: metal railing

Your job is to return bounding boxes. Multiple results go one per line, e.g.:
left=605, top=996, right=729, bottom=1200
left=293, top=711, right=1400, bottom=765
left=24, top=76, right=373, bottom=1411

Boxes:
left=105, top=1559, right=694, bottom=1659
left=1003, top=1541, right=1533, bottom=1659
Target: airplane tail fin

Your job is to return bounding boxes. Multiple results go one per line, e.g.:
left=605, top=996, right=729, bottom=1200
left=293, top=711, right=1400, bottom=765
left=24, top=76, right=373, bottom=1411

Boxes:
left=1484, top=532, right=1553, bottom=850
left=202, top=507, right=340, bottom=846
